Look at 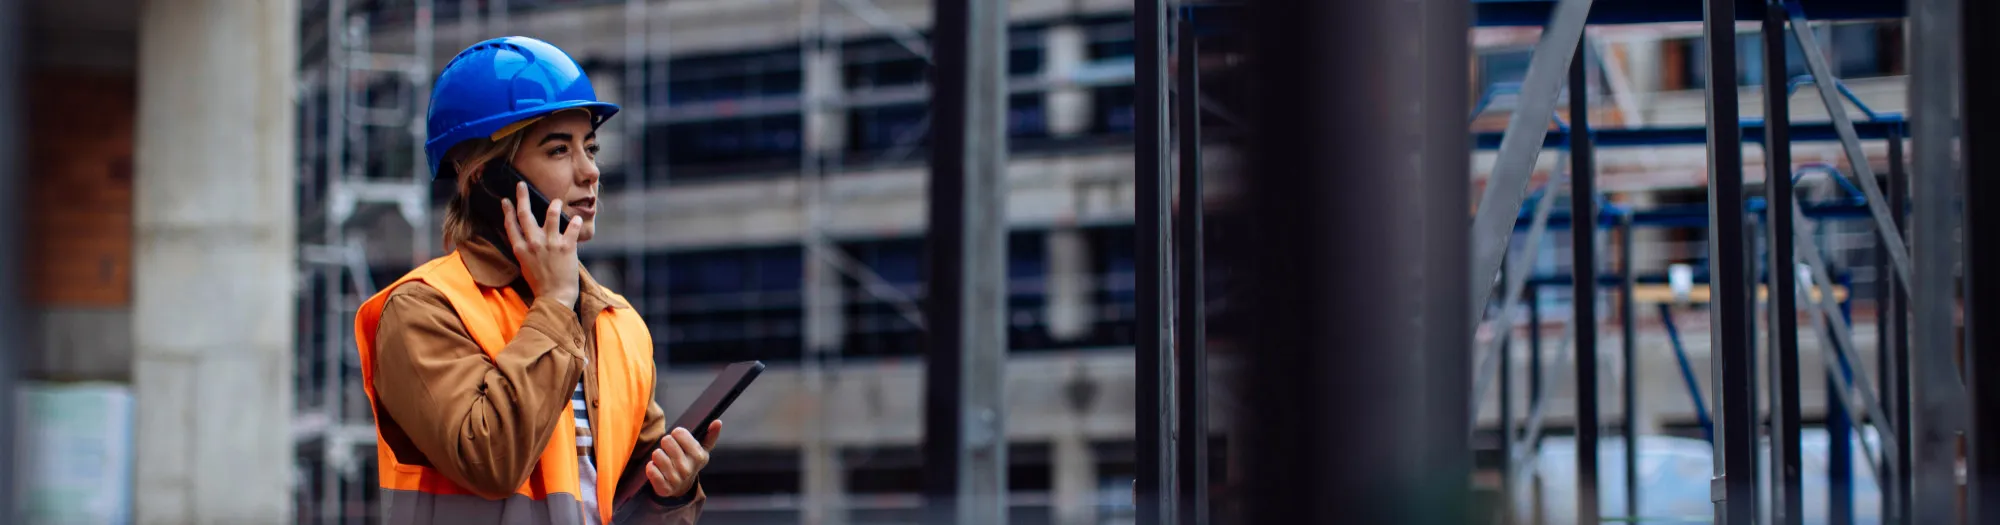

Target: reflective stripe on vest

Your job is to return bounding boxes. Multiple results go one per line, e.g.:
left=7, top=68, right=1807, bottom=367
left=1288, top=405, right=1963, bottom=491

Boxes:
left=355, top=251, right=656, bottom=525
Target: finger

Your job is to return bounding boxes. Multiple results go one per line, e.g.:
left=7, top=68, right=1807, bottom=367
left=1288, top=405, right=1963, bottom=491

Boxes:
left=543, top=198, right=564, bottom=241
left=700, top=420, right=723, bottom=452
left=514, top=183, right=542, bottom=247
left=501, top=198, right=526, bottom=250
left=673, top=427, right=706, bottom=465
left=563, top=216, right=584, bottom=245
left=646, top=462, right=671, bottom=496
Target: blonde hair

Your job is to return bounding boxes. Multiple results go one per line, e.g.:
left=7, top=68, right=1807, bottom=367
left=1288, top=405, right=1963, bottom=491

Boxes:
left=440, top=132, right=527, bottom=251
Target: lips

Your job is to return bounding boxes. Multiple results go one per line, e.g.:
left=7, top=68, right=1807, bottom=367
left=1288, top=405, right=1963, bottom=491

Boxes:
left=568, top=197, right=598, bottom=219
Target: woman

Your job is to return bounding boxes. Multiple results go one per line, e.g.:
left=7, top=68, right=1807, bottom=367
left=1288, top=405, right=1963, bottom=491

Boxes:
left=354, top=36, right=717, bottom=525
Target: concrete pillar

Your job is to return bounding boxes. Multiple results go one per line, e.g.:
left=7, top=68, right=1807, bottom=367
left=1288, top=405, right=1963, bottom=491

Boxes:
left=1043, top=24, right=1092, bottom=138
left=801, top=438, right=846, bottom=525
left=804, top=47, right=847, bottom=154
left=132, top=1, right=296, bottom=523
left=1052, top=432, right=1099, bottom=525
left=1044, top=227, right=1095, bottom=341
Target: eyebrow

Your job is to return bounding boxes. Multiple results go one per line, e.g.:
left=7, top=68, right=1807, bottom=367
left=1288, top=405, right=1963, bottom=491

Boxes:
left=538, top=132, right=574, bottom=146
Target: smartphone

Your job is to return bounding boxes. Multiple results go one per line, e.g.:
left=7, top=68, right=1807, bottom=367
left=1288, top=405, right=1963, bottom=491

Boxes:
left=472, top=160, right=571, bottom=236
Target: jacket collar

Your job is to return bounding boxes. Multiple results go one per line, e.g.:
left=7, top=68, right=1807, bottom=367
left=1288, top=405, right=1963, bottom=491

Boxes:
left=455, top=236, right=629, bottom=311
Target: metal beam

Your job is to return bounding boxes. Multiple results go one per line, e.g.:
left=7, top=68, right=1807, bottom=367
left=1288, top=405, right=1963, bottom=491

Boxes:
left=1964, top=0, right=2000, bottom=516
left=1469, top=0, right=1595, bottom=322
left=1763, top=5, right=1804, bottom=523
left=1881, top=129, right=1910, bottom=525
left=1135, top=0, right=1174, bottom=521
left=1702, top=0, right=1757, bottom=521
left=1239, top=0, right=1469, bottom=521
left=0, top=0, right=19, bottom=519
left=1173, top=19, right=1209, bottom=525
left=1908, top=0, right=1967, bottom=520
left=1792, top=202, right=1893, bottom=477
left=1619, top=213, right=1639, bottom=523
left=1780, top=2, right=1912, bottom=288
left=922, top=0, right=1009, bottom=522
left=1472, top=160, right=1569, bottom=425
left=1569, top=45, right=1602, bottom=525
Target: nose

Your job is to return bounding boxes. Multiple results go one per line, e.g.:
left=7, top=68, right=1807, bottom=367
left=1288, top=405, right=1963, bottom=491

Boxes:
left=575, top=153, right=600, bottom=188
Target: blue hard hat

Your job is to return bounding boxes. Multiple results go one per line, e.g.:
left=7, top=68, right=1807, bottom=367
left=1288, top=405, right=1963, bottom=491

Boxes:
left=425, top=36, right=620, bottom=178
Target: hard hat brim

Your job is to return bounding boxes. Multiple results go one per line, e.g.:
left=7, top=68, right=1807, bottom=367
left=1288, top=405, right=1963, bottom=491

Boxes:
left=426, top=100, right=622, bottom=179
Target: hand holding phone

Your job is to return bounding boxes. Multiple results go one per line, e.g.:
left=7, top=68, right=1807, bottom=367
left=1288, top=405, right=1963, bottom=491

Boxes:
left=493, top=170, right=583, bottom=309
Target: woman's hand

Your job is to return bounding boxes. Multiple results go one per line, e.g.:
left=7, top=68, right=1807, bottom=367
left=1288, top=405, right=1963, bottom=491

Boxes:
left=647, top=420, right=722, bottom=499
left=501, top=181, right=583, bottom=309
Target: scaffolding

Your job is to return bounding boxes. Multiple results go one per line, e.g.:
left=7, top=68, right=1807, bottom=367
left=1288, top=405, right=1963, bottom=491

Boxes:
left=295, top=0, right=434, bottom=522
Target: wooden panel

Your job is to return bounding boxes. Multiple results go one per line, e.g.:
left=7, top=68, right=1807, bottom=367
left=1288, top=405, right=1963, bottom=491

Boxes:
left=27, top=69, right=134, bottom=307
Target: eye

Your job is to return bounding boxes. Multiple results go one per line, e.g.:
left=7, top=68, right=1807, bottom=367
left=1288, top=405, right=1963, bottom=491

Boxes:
left=585, top=144, right=601, bottom=156
left=549, top=145, right=570, bottom=156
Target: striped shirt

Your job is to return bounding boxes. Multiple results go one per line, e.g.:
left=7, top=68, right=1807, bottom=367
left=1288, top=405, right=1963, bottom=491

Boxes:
left=575, top=373, right=600, bottom=524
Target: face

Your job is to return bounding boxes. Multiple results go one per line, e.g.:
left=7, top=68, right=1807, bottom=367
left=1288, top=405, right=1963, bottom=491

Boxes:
left=509, top=110, right=603, bottom=241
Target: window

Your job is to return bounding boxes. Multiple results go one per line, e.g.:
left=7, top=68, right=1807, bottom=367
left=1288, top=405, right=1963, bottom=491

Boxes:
left=651, top=246, right=804, bottom=365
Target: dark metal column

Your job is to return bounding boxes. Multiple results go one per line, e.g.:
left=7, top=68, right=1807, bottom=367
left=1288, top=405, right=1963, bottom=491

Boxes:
left=923, top=0, right=1010, bottom=521
left=1964, top=0, right=2000, bottom=517
left=1135, top=0, right=1174, bottom=521
left=1619, top=214, right=1638, bottom=522
left=1173, top=18, right=1210, bottom=525
left=1528, top=285, right=1544, bottom=524
left=1762, top=5, right=1803, bottom=524
left=1909, top=0, right=1965, bottom=520
left=1702, top=0, right=1757, bottom=522
left=1568, top=45, right=1601, bottom=525
left=1501, top=321, right=1517, bottom=525
left=1881, top=130, right=1910, bottom=525
left=1830, top=362, right=1855, bottom=525
left=1237, top=0, right=1469, bottom=521
left=0, top=0, right=21, bottom=520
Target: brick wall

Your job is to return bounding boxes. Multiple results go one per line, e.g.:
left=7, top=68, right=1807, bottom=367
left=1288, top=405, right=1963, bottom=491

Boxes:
left=27, top=69, right=135, bottom=307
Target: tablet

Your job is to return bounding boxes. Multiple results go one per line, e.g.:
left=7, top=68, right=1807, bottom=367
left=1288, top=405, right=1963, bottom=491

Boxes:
left=615, top=360, right=764, bottom=505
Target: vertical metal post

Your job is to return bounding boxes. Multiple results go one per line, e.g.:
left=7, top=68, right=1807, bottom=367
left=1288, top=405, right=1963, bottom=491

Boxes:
left=1964, top=0, right=2000, bottom=517
left=1528, top=285, right=1544, bottom=524
left=1531, top=286, right=1543, bottom=412
left=0, top=0, right=20, bottom=520
left=1238, top=0, right=1469, bottom=521
left=1568, top=45, right=1602, bottom=525
left=1702, top=0, right=1757, bottom=522
left=1762, top=6, right=1803, bottom=524
left=1830, top=361, right=1855, bottom=525
left=1173, top=19, right=1210, bottom=525
left=1501, top=323, right=1517, bottom=525
left=1135, top=0, right=1174, bottom=520
left=1832, top=332, right=1856, bottom=525
left=1909, top=0, right=1965, bottom=521
left=923, top=0, right=1010, bottom=522
left=1620, top=214, right=1638, bottom=522
left=1881, top=129, right=1910, bottom=525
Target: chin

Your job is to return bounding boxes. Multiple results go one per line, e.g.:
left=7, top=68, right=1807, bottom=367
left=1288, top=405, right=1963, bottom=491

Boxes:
left=576, top=223, right=595, bottom=242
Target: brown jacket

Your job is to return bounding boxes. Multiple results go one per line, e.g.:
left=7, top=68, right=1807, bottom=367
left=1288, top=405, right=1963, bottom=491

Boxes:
left=370, top=236, right=703, bottom=524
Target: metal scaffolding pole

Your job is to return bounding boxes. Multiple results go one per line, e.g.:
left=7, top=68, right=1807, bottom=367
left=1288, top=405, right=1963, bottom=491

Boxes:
left=1908, top=0, right=1966, bottom=520
left=1468, top=0, right=1595, bottom=321
left=1619, top=214, right=1638, bottom=522
left=1763, top=5, right=1803, bottom=524
left=0, top=0, right=21, bottom=519
left=1173, top=18, right=1210, bottom=525
left=923, top=0, right=1009, bottom=523
left=1880, top=128, right=1910, bottom=525
left=1964, top=0, right=2000, bottom=517
left=1238, top=0, right=1468, bottom=522
left=1568, top=44, right=1601, bottom=525
left=1135, top=0, right=1174, bottom=521
left=1702, top=0, right=1756, bottom=522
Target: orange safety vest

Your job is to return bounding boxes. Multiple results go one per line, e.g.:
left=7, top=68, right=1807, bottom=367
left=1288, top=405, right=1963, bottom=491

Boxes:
left=355, top=251, right=656, bottom=525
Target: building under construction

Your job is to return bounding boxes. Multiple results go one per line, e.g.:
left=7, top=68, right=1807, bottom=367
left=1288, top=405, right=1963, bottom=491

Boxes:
left=10, top=0, right=2000, bottom=523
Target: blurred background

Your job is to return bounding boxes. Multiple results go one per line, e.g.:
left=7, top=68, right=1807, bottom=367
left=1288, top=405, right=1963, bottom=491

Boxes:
left=6, top=0, right=1933, bottom=524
